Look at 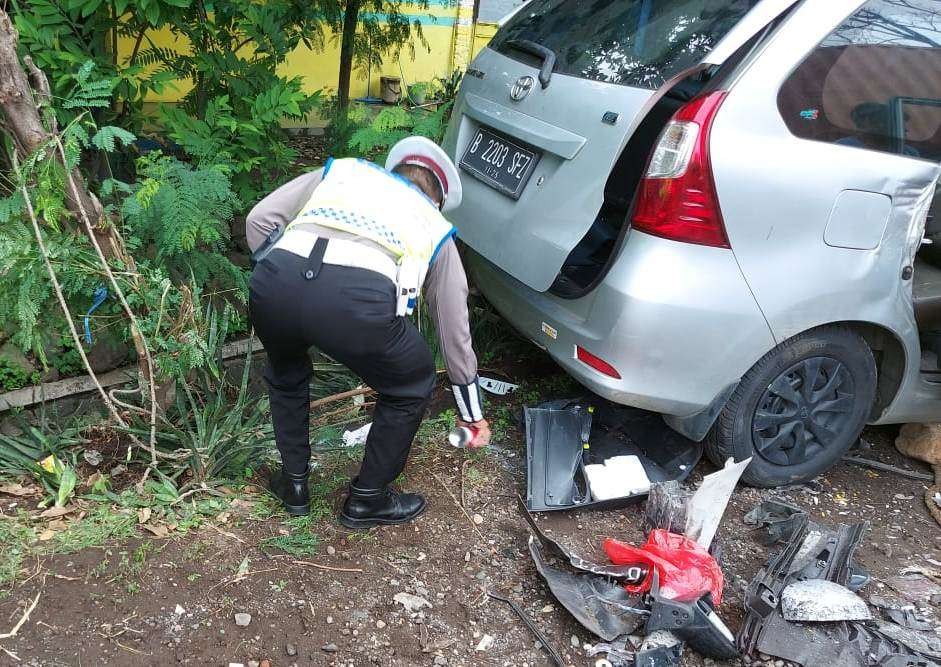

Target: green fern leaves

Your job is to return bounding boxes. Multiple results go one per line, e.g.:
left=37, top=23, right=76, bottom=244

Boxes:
left=121, top=153, right=245, bottom=291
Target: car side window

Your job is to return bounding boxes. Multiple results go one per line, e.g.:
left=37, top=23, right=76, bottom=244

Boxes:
left=777, top=0, right=941, bottom=162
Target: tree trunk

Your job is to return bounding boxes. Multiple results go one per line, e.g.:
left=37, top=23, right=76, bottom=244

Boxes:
left=0, top=9, right=112, bottom=253
left=337, top=0, right=362, bottom=111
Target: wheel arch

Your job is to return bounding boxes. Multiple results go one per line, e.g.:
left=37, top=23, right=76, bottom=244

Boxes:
left=667, top=319, right=907, bottom=440
left=837, top=320, right=908, bottom=422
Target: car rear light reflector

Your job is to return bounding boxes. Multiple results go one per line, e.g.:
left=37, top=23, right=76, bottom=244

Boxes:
left=632, top=91, right=730, bottom=249
left=576, top=346, right=621, bottom=379
left=646, top=121, right=700, bottom=179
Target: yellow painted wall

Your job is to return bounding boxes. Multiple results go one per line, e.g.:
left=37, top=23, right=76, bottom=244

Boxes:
left=472, top=22, right=499, bottom=58
left=118, top=2, right=500, bottom=111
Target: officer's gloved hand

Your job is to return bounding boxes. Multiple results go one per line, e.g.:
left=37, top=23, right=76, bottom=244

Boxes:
left=457, top=419, right=491, bottom=449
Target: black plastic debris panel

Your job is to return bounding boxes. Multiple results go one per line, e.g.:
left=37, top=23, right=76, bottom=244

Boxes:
left=524, top=400, right=702, bottom=512
left=738, top=515, right=941, bottom=667
left=528, top=536, right=648, bottom=642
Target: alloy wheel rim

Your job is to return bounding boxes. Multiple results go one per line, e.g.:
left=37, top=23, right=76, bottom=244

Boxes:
left=751, top=356, right=856, bottom=466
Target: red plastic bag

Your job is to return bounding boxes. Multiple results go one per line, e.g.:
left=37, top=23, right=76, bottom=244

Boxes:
left=603, top=529, right=724, bottom=604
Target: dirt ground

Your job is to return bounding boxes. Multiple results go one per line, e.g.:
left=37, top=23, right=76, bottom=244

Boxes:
left=1, top=366, right=939, bottom=667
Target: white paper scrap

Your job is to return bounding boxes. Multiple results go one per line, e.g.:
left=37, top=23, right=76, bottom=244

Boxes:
left=342, top=422, right=372, bottom=447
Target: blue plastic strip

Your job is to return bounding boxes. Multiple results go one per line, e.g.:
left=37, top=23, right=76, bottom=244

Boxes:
left=322, top=156, right=335, bottom=177
left=83, top=286, right=108, bottom=345
left=430, top=228, right=457, bottom=264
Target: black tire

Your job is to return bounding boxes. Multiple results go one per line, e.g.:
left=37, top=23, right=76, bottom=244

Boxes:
left=705, top=325, right=876, bottom=487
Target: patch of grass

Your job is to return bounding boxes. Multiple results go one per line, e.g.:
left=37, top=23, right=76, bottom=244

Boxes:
left=0, top=514, right=35, bottom=586
left=260, top=529, right=319, bottom=557
left=46, top=505, right=137, bottom=554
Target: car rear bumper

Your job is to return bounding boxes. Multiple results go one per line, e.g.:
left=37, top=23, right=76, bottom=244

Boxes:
left=465, top=230, right=777, bottom=418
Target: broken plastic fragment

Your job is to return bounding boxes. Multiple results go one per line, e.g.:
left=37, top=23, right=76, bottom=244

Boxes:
left=342, top=422, right=372, bottom=447
left=780, top=580, right=872, bottom=622
left=743, top=500, right=807, bottom=546
left=479, top=376, right=518, bottom=395
left=528, top=536, right=646, bottom=641
left=684, top=457, right=751, bottom=550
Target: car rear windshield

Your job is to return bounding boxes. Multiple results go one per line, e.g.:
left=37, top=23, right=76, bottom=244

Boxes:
left=491, top=0, right=761, bottom=90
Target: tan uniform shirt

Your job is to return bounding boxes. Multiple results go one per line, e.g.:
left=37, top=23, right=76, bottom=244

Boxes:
left=246, top=169, right=481, bottom=400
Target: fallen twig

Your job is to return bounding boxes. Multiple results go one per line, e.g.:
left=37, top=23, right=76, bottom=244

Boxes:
left=292, top=560, right=363, bottom=573
left=0, top=592, right=40, bottom=640
left=207, top=567, right=280, bottom=594
left=460, top=459, right=470, bottom=509
left=310, top=386, right=373, bottom=410
left=207, top=522, right=246, bottom=544
left=843, top=455, right=933, bottom=481
left=0, top=644, right=20, bottom=662
left=432, top=472, right=494, bottom=553
left=487, top=590, right=564, bottom=667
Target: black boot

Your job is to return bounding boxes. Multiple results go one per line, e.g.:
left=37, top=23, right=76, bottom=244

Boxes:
left=339, top=482, right=426, bottom=529
left=268, top=466, right=310, bottom=516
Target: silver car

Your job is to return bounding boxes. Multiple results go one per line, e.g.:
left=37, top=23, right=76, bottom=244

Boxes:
left=443, top=0, right=941, bottom=486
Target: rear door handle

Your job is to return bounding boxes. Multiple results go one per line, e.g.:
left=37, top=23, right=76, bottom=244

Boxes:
left=505, top=39, right=556, bottom=88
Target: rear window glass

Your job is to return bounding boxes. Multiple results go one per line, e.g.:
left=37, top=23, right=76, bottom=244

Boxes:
left=490, top=0, right=761, bottom=90
left=777, top=0, right=941, bottom=162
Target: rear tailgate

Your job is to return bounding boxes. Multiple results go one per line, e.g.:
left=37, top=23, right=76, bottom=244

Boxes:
left=444, top=0, right=792, bottom=292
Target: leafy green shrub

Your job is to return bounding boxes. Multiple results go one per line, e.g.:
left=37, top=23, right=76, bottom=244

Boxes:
left=0, top=359, right=39, bottom=391
left=344, top=102, right=453, bottom=161
left=159, top=86, right=319, bottom=202
left=120, top=152, right=245, bottom=290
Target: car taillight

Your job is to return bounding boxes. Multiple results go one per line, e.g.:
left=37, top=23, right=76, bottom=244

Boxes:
left=632, top=91, right=730, bottom=249
left=576, top=345, right=621, bottom=379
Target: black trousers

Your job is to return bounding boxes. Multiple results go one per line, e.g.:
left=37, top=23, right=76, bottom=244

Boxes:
left=249, top=247, right=436, bottom=488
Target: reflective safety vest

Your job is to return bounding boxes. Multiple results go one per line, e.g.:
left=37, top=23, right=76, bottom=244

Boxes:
left=288, top=157, right=454, bottom=266
left=286, top=158, right=455, bottom=316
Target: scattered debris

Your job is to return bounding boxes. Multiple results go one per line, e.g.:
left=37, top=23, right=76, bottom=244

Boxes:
left=233, top=613, right=251, bottom=627
left=737, top=515, right=941, bottom=666
left=780, top=580, right=872, bottom=622
left=587, top=636, right=637, bottom=667
left=842, top=455, right=933, bottom=481
left=82, top=448, right=103, bottom=467
left=743, top=500, right=807, bottom=545
left=643, top=481, right=689, bottom=535
left=393, top=592, right=431, bottom=613
left=636, top=631, right=685, bottom=667
left=478, top=376, right=518, bottom=395
left=523, top=457, right=744, bottom=662
left=528, top=535, right=646, bottom=641
left=644, top=572, right=737, bottom=660
left=684, top=457, right=751, bottom=549
left=872, top=600, right=935, bottom=632
left=341, top=422, right=372, bottom=448
left=875, top=620, right=941, bottom=659
left=524, top=400, right=700, bottom=512
left=605, top=530, right=724, bottom=605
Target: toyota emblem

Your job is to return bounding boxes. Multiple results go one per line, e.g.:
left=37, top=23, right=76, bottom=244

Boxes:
left=510, top=75, right=535, bottom=102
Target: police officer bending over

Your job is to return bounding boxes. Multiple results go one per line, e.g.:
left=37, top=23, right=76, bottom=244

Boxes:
left=247, top=136, right=491, bottom=528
